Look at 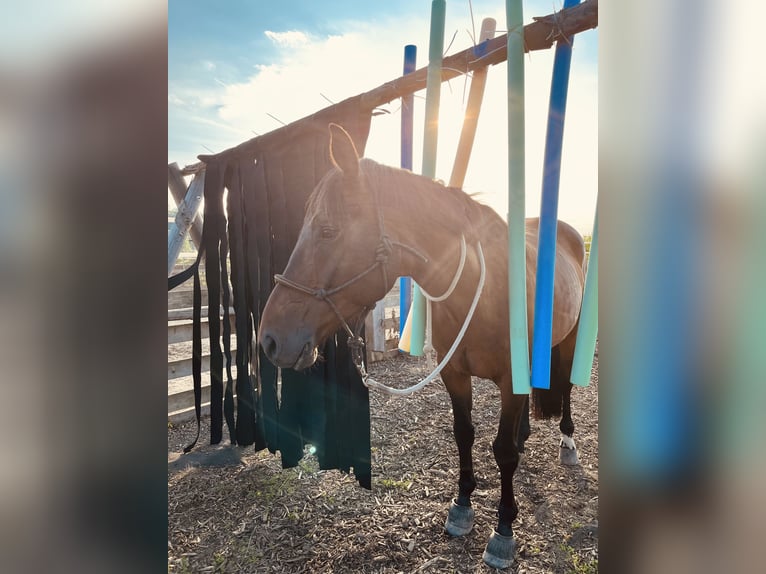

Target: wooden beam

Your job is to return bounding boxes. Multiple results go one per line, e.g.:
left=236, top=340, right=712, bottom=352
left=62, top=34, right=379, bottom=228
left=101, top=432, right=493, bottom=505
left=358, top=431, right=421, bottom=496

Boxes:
left=168, top=162, right=203, bottom=248
left=168, top=306, right=235, bottom=321
left=199, top=0, right=597, bottom=163
left=359, top=0, right=598, bottom=109
left=168, top=171, right=205, bottom=276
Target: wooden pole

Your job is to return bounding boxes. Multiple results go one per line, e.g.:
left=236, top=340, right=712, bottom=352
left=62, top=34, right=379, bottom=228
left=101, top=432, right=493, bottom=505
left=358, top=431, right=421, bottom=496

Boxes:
left=199, top=0, right=598, bottom=171
left=360, top=0, right=597, bottom=110
left=168, top=171, right=205, bottom=276
left=449, top=18, right=497, bottom=189
left=168, top=163, right=203, bottom=249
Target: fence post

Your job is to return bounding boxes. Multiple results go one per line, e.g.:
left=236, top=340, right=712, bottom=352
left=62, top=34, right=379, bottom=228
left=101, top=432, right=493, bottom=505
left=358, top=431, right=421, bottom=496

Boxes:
left=168, top=171, right=205, bottom=276
left=168, top=163, right=203, bottom=248
left=449, top=18, right=497, bottom=189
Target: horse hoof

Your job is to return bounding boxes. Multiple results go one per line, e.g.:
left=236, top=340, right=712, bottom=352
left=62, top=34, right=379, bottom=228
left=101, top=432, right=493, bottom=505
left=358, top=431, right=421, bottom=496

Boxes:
left=482, top=530, right=516, bottom=569
left=444, top=500, right=474, bottom=536
left=560, top=445, right=580, bottom=466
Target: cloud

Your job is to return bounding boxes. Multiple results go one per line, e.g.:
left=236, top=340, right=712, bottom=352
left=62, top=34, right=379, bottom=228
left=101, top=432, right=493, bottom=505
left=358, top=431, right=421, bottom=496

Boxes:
left=264, top=30, right=310, bottom=48
left=172, top=10, right=598, bottom=233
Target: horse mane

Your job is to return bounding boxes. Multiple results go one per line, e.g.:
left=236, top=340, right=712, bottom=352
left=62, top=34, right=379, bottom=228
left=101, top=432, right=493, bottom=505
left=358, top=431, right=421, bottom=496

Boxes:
left=303, top=157, right=506, bottom=246
left=359, top=158, right=506, bottom=239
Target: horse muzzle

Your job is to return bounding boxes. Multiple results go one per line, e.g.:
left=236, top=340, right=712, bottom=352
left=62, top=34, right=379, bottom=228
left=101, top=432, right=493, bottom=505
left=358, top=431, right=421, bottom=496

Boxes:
left=260, top=328, right=319, bottom=371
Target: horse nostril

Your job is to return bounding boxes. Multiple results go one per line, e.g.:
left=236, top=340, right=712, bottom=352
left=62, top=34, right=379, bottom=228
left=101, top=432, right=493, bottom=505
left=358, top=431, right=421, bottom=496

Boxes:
left=261, top=332, right=279, bottom=362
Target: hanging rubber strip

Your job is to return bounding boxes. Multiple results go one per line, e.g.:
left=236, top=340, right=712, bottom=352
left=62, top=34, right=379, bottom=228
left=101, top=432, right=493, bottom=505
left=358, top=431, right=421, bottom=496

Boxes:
left=203, top=162, right=226, bottom=446
left=168, top=255, right=201, bottom=291
left=166, top=242, right=207, bottom=454
left=167, top=228, right=208, bottom=454
left=219, top=202, right=236, bottom=444
left=183, top=260, right=204, bottom=453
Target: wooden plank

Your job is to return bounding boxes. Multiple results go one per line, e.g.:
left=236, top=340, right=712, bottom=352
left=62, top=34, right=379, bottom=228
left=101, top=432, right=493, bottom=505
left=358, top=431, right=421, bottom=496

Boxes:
left=168, top=383, right=211, bottom=413
left=368, top=300, right=386, bottom=352
left=167, top=340, right=238, bottom=379
left=168, top=396, right=239, bottom=423
left=168, top=354, right=210, bottom=379
left=168, top=315, right=236, bottom=344
left=168, top=306, right=235, bottom=321
left=168, top=287, right=209, bottom=310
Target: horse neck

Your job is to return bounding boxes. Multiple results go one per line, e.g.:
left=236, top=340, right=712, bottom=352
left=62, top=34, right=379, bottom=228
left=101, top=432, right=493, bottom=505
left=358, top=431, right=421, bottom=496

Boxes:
left=369, top=164, right=482, bottom=296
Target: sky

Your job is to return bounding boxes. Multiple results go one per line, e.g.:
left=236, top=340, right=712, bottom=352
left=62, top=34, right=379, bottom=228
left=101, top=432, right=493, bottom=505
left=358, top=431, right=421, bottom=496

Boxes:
left=168, top=0, right=598, bottom=234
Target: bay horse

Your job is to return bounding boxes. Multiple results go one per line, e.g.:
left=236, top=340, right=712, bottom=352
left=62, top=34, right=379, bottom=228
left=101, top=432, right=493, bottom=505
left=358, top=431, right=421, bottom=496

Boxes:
left=259, top=124, right=586, bottom=568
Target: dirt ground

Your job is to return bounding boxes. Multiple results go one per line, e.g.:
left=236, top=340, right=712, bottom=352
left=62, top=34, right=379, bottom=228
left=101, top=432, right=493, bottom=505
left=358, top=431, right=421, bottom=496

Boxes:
left=168, top=354, right=598, bottom=573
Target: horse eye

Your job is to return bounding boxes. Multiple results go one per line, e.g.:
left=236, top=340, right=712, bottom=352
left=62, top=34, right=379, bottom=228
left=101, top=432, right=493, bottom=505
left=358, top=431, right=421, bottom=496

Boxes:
left=320, top=226, right=337, bottom=240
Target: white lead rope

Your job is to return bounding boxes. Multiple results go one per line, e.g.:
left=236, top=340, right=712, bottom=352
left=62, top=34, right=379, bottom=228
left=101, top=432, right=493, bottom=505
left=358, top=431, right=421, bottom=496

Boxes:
left=421, top=235, right=467, bottom=366
left=361, top=241, right=486, bottom=396
left=420, top=235, right=467, bottom=302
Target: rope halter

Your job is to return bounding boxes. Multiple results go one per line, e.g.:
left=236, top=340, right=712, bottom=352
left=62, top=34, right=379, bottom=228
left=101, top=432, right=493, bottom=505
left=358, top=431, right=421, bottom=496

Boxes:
left=273, top=178, right=428, bottom=370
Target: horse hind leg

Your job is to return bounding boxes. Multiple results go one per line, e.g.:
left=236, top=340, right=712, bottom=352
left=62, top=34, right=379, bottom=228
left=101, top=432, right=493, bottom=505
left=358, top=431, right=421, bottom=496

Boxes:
left=442, top=368, right=477, bottom=537
left=558, top=331, right=580, bottom=466
left=559, top=380, right=579, bottom=465
left=483, top=377, right=525, bottom=569
left=516, top=395, right=531, bottom=458
left=531, top=341, right=581, bottom=465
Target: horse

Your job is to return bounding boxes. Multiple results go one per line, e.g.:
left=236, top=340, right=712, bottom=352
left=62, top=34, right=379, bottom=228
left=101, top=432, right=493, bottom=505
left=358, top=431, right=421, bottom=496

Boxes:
left=258, top=124, right=586, bottom=568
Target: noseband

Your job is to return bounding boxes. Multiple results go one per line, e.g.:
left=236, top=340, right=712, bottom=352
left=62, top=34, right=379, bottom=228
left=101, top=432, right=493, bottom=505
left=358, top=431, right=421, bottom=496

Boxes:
left=274, top=235, right=426, bottom=342
left=273, top=175, right=429, bottom=365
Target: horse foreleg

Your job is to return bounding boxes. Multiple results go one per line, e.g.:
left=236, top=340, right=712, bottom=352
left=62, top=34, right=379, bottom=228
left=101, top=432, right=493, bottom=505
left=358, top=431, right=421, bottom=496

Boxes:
left=483, top=381, right=525, bottom=569
left=442, top=368, right=476, bottom=537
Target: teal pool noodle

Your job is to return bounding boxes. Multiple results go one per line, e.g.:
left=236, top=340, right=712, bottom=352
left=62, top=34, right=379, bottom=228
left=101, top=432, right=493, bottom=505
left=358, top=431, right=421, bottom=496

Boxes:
left=411, top=0, right=446, bottom=356
left=506, top=0, right=530, bottom=395
left=570, top=209, right=598, bottom=386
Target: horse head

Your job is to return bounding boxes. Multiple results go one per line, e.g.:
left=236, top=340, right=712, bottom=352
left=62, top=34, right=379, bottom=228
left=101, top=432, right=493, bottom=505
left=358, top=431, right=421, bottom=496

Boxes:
left=258, top=123, right=394, bottom=370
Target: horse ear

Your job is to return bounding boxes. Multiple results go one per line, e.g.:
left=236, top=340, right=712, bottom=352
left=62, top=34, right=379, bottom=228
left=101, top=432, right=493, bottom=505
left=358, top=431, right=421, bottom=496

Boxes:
left=328, top=123, right=360, bottom=177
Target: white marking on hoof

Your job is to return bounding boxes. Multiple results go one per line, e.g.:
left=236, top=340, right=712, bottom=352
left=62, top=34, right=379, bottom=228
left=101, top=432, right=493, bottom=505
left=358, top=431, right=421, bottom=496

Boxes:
left=559, top=434, right=579, bottom=465
left=560, top=434, right=576, bottom=450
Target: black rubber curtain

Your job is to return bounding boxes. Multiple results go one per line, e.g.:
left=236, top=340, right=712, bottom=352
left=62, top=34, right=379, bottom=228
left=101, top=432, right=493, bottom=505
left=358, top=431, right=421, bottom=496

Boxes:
left=196, top=97, right=374, bottom=488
